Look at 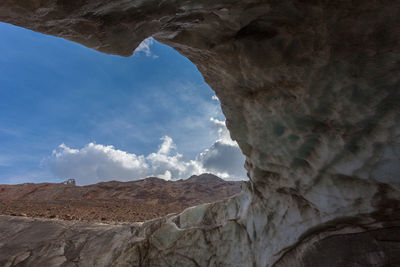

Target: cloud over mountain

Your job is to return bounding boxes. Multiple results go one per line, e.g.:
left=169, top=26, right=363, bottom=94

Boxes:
left=47, top=119, right=246, bottom=184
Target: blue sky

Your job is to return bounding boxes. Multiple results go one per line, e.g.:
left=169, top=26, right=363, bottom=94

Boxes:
left=0, top=22, right=246, bottom=184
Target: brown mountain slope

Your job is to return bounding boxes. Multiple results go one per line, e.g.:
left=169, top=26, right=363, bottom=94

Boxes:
left=0, top=174, right=242, bottom=222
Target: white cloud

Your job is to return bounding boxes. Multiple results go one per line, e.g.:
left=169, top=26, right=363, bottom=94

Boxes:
left=196, top=118, right=246, bottom=180
left=134, top=37, right=158, bottom=58
left=157, top=136, right=175, bottom=154
left=46, top=119, right=247, bottom=184
left=211, top=95, right=219, bottom=101
left=48, top=138, right=201, bottom=185
left=209, top=117, right=237, bottom=146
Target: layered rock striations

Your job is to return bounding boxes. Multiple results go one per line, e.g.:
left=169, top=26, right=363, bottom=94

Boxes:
left=1, top=0, right=399, bottom=266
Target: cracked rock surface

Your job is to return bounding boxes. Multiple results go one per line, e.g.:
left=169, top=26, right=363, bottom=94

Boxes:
left=0, top=0, right=399, bottom=266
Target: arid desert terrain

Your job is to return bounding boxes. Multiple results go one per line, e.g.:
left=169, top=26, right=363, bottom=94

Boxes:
left=0, top=174, right=242, bottom=223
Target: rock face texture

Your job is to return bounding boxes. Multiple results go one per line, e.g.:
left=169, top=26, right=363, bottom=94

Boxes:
left=1, top=0, right=400, bottom=266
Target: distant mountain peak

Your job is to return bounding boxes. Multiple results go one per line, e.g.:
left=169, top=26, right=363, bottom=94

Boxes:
left=187, top=173, right=225, bottom=183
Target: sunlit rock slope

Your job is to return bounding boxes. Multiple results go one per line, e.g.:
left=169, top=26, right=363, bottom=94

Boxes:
left=0, top=0, right=399, bottom=266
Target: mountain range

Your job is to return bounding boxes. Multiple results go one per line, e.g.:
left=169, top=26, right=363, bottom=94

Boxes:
left=0, top=173, right=242, bottom=222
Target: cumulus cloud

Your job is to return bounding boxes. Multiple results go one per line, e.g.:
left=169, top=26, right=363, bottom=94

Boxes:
left=209, top=117, right=237, bottom=146
left=47, top=119, right=246, bottom=184
left=134, top=37, right=158, bottom=58
left=48, top=138, right=201, bottom=185
left=196, top=118, right=246, bottom=180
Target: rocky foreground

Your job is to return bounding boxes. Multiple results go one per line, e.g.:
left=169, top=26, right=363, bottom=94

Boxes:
left=0, top=174, right=242, bottom=222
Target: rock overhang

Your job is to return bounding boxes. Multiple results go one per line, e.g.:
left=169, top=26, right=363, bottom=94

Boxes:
left=0, top=0, right=399, bottom=266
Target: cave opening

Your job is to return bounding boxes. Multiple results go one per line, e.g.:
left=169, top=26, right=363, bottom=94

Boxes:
left=0, top=22, right=246, bottom=223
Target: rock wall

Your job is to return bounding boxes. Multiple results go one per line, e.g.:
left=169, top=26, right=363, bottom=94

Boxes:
left=1, top=0, right=399, bottom=266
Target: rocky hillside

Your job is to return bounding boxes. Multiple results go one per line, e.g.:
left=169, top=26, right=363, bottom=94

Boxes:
left=0, top=174, right=242, bottom=222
